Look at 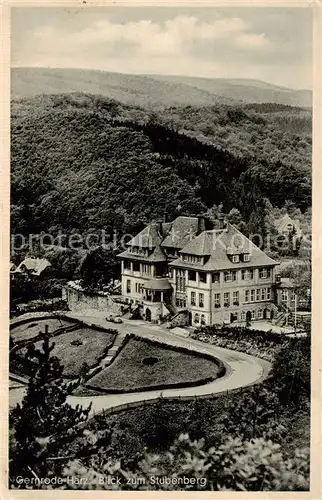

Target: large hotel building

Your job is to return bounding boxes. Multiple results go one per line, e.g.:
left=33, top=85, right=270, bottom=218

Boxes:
left=117, top=215, right=282, bottom=325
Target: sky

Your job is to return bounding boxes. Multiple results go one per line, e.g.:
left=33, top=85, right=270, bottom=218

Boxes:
left=11, top=6, right=313, bottom=89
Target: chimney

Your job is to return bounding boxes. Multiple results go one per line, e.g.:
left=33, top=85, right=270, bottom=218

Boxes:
left=218, top=215, right=227, bottom=230
left=158, top=220, right=163, bottom=236
left=197, top=215, right=206, bottom=233
left=163, top=211, right=169, bottom=223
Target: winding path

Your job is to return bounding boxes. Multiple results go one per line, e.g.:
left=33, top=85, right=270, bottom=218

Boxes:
left=9, top=311, right=271, bottom=415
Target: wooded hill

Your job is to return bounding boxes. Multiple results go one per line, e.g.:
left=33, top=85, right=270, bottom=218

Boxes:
left=12, top=68, right=312, bottom=108
left=11, top=93, right=311, bottom=239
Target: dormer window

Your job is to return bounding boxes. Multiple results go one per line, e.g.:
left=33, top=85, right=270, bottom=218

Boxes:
left=243, top=254, right=250, bottom=262
left=182, top=254, right=202, bottom=264
left=232, top=255, right=240, bottom=263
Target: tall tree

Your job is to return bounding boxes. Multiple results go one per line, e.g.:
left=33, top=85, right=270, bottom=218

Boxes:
left=79, top=246, right=119, bottom=289
left=10, top=337, right=91, bottom=484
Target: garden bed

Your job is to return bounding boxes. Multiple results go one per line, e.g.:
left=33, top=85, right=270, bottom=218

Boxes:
left=10, top=317, right=76, bottom=343
left=85, top=336, right=224, bottom=394
left=14, top=327, right=116, bottom=378
left=191, top=325, right=291, bottom=362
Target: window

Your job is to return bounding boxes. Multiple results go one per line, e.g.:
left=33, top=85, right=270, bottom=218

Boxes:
left=212, top=272, right=220, bottom=283
left=135, top=283, right=138, bottom=293
left=291, top=291, right=296, bottom=301
left=259, top=268, right=268, bottom=279
left=243, top=254, right=250, bottom=262
left=188, top=270, right=196, bottom=281
left=199, top=272, right=207, bottom=283
left=176, top=298, right=187, bottom=308
left=232, top=271, right=237, bottom=281
left=224, top=271, right=232, bottom=282
left=233, top=291, right=239, bottom=304
left=224, top=292, right=230, bottom=306
left=133, top=261, right=140, bottom=272
left=261, top=288, right=266, bottom=301
left=214, top=293, right=221, bottom=308
left=199, top=293, right=204, bottom=308
left=232, top=254, right=240, bottom=263
left=126, top=280, right=131, bottom=293
left=256, top=289, right=261, bottom=301
left=142, top=264, right=151, bottom=275
left=258, top=309, right=264, bottom=319
left=200, top=314, right=206, bottom=325
left=266, top=288, right=271, bottom=300
left=241, top=311, right=246, bottom=321
left=251, top=310, right=256, bottom=320
left=194, top=313, right=199, bottom=324
left=250, top=289, right=255, bottom=302
left=176, top=269, right=186, bottom=292
left=242, top=269, right=254, bottom=280
left=282, top=289, right=288, bottom=301
left=124, top=260, right=131, bottom=270
left=191, top=291, right=196, bottom=306
left=182, top=254, right=202, bottom=264
left=245, top=290, right=250, bottom=303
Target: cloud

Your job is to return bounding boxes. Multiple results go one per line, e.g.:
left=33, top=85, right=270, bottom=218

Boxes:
left=11, top=10, right=311, bottom=88
left=19, top=14, right=274, bottom=60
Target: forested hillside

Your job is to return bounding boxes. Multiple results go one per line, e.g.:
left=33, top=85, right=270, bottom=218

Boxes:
left=11, top=68, right=312, bottom=108
left=11, top=93, right=311, bottom=240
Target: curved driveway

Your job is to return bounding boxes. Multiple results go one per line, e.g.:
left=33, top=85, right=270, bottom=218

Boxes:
left=9, top=312, right=271, bottom=415
left=65, top=313, right=271, bottom=415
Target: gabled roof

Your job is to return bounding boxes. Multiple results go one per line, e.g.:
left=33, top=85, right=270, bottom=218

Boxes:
left=161, top=216, right=199, bottom=249
left=127, top=222, right=163, bottom=249
left=276, top=277, right=295, bottom=289
left=169, top=223, right=278, bottom=271
left=118, top=216, right=202, bottom=263
left=15, top=258, right=51, bottom=276
left=179, top=229, right=223, bottom=256
left=117, top=246, right=168, bottom=263
left=275, top=214, right=301, bottom=233
left=118, top=221, right=168, bottom=263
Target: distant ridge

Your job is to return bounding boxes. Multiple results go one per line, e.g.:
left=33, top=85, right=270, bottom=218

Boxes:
left=146, top=74, right=312, bottom=107
left=11, top=67, right=311, bottom=108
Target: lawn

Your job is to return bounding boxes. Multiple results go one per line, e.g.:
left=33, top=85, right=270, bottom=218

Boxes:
left=15, top=328, right=116, bottom=377
left=85, top=337, right=222, bottom=393
left=11, top=318, right=76, bottom=343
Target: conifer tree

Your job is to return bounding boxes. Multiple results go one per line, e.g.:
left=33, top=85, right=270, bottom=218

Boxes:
left=10, top=336, right=91, bottom=484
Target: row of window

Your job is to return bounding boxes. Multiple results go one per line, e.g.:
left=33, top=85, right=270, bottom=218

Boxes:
left=126, top=280, right=145, bottom=294
left=124, top=260, right=141, bottom=272
left=214, top=291, right=240, bottom=307
left=182, top=254, right=203, bottom=264
left=245, top=288, right=271, bottom=303
left=231, top=253, right=250, bottom=263
left=128, top=247, right=149, bottom=257
left=193, top=308, right=271, bottom=325
left=124, top=261, right=155, bottom=275
left=176, top=269, right=186, bottom=292
left=172, top=267, right=272, bottom=284
left=282, top=289, right=296, bottom=301
left=189, top=288, right=273, bottom=309
left=183, top=253, right=251, bottom=265
left=190, top=291, right=204, bottom=307
left=176, top=298, right=186, bottom=308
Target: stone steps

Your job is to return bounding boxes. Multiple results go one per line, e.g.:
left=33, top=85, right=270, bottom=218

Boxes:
left=98, top=333, right=127, bottom=368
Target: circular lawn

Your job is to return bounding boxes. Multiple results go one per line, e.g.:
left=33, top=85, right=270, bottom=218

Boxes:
left=83, top=337, right=224, bottom=394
